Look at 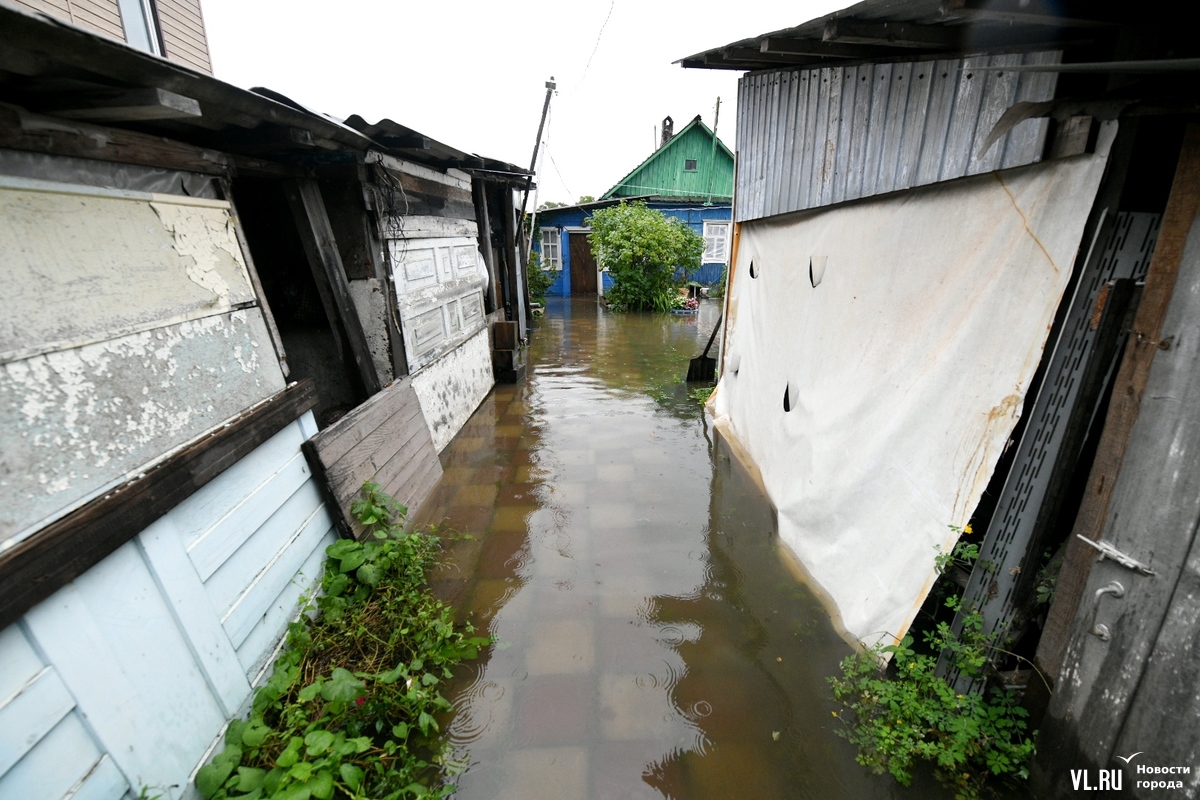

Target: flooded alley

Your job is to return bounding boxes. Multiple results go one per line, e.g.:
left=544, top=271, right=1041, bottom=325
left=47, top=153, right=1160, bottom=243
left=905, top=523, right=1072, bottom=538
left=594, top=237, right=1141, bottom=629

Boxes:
left=415, top=298, right=947, bottom=799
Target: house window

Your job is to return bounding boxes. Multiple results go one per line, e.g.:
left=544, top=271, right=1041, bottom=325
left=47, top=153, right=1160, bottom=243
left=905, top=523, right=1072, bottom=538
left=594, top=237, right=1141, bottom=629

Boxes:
left=702, top=221, right=731, bottom=263
left=684, top=159, right=698, bottom=172
left=118, top=0, right=164, bottom=55
left=540, top=227, right=561, bottom=269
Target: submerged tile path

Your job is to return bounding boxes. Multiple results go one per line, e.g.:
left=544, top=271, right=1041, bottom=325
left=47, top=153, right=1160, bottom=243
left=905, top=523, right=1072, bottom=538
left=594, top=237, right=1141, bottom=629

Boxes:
left=416, top=298, right=947, bottom=799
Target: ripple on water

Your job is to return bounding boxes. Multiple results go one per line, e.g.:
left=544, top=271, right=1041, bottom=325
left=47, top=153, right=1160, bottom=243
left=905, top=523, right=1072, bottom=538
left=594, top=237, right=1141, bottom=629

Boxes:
left=448, top=678, right=509, bottom=746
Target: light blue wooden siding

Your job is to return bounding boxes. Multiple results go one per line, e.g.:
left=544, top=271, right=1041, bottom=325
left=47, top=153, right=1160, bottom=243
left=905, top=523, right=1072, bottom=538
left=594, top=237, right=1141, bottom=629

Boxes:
left=0, top=413, right=337, bottom=799
left=735, top=51, right=1061, bottom=222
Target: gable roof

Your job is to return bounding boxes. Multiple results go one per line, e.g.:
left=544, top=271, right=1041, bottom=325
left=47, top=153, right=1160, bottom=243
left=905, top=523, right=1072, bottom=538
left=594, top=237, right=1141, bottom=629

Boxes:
left=602, top=115, right=735, bottom=201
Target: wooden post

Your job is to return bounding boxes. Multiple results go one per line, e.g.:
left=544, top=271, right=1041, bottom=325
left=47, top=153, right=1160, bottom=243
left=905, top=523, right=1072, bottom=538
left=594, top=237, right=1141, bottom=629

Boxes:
left=500, top=187, right=527, bottom=340
left=284, top=178, right=383, bottom=396
left=473, top=177, right=499, bottom=313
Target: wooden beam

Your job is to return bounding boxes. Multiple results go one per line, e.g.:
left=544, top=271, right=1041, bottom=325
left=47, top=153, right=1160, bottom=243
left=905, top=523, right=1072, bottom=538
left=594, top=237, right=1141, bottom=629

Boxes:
left=823, top=19, right=959, bottom=49
left=0, top=380, right=318, bottom=633
left=284, top=178, right=383, bottom=396
left=1038, top=124, right=1200, bottom=682
left=759, top=37, right=898, bottom=60
left=0, top=102, right=229, bottom=175
left=35, top=87, right=202, bottom=122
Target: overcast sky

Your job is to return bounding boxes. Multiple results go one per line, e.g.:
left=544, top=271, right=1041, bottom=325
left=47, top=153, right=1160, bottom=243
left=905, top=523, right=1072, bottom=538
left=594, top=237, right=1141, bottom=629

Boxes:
left=201, top=1, right=846, bottom=205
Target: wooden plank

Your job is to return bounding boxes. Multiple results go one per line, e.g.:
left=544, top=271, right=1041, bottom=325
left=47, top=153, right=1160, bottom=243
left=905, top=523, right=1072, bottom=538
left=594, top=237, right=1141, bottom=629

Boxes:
left=940, top=55, right=988, bottom=181
left=0, top=713, right=106, bottom=800
left=284, top=178, right=382, bottom=396
left=0, top=379, right=317, bottom=633
left=66, top=754, right=129, bottom=800
left=222, top=500, right=332, bottom=648
left=832, top=64, right=857, bottom=205
left=847, top=63, right=874, bottom=200
left=781, top=70, right=802, bottom=214
left=968, top=52, right=1022, bottom=175
left=915, top=59, right=957, bottom=185
left=0, top=666, right=75, bottom=776
left=38, top=88, right=202, bottom=122
left=819, top=66, right=843, bottom=206
left=234, top=531, right=332, bottom=679
left=877, top=62, right=913, bottom=194
left=895, top=60, right=934, bottom=190
left=304, top=376, right=421, bottom=467
left=202, top=480, right=325, bottom=617
left=0, top=102, right=230, bottom=176
left=187, top=450, right=312, bottom=581
left=862, top=61, right=893, bottom=196
left=302, top=376, right=441, bottom=539
left=0, top=624, right=43, bottom=701
left=137, top=515, right=253, bottom=716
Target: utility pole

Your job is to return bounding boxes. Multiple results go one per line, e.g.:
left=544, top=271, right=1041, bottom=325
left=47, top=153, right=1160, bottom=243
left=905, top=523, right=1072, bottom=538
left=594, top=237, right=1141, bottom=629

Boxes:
left=705, top=96, right=721, bottom=206
left=518, top=77, right=556, bottom=242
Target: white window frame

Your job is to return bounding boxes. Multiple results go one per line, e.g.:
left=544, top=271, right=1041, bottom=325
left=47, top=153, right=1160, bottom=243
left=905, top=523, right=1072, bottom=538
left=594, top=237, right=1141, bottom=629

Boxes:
left=702, top=221, right=731, bottom=264
left=540, top=227, right=561, bottom=270
left=118, top=0, right=164, bottom=55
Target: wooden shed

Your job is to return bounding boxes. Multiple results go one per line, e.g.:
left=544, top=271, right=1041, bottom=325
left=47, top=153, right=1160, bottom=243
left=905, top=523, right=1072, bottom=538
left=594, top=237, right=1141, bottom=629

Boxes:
left=0, top=5, right=529, bottom=797
left=683, top=1, right=1200, bottom=794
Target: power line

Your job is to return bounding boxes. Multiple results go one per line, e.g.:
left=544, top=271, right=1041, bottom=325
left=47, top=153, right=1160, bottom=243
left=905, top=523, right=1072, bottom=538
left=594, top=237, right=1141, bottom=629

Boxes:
left=575, top=0, right=615, bottom=92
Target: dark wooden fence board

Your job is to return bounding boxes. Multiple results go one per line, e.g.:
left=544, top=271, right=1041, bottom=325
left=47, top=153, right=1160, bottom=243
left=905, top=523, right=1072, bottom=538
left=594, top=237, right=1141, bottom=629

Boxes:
left=302, top=377, right=442, bottom=539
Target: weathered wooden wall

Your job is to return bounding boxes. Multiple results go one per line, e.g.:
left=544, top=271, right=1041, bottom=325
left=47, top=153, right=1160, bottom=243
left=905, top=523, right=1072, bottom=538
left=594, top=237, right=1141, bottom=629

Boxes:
left=735, top=50, right=1059, bottom=222
left=0, top=177, right=284, bottom=545
left=0, top=413, right=337, bottom=799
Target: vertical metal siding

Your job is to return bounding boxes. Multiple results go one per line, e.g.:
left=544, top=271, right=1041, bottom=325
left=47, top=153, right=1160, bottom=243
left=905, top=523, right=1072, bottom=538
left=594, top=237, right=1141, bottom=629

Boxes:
left=735, top=50, right=1061, bottom=222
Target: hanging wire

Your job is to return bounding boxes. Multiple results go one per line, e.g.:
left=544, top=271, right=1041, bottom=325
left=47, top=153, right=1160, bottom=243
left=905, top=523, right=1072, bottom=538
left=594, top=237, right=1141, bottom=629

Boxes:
left=575, top=0, right=616, bottom=92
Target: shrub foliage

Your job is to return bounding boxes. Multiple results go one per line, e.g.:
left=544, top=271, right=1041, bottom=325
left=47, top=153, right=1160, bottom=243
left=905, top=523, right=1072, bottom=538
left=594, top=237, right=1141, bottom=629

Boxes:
left=588, top=201, right=702, bottom=312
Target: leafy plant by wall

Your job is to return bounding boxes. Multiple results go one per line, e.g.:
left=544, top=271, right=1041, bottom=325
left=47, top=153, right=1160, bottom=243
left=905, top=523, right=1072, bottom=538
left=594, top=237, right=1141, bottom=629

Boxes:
left=196, top=483, right=488, bottom=800
left=588, top=201, right=702, bottom=312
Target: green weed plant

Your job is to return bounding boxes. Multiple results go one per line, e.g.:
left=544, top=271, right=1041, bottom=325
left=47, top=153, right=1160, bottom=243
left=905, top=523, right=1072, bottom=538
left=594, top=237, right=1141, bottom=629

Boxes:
left=828, top=529, right=1035, bottom=800
left=197, top=483, right=489, bottom=800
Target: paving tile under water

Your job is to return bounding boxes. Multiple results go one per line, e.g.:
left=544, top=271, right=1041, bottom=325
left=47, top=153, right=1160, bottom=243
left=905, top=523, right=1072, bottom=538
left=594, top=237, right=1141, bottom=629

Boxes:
left=415, top=298, right=950, bottom=799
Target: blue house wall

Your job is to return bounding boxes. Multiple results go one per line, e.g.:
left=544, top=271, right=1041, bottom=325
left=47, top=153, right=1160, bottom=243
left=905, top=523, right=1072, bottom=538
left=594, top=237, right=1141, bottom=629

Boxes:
left=534, top=201, right=731, bottom=297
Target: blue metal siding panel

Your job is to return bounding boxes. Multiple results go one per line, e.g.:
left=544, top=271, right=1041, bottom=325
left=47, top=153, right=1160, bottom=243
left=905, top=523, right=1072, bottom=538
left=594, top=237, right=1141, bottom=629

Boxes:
left=734, top=51, right=1061, bottom=222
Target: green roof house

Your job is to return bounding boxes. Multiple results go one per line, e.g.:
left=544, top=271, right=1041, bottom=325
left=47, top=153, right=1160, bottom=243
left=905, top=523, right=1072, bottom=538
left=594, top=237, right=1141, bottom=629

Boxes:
left=603, top=114, right=734, bottom=202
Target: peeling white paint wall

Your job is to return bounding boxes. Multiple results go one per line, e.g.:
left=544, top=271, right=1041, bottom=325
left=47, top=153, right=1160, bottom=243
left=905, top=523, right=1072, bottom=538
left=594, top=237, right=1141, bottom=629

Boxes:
left=0, top=178, right=255, bottom=362
left=1, top=311, right=284, bottom=543
left=411, top=328, right=493, bottom=452
left=0, top=178, right=284, bottom=547
left=711, top=129, right=1114, bottom=648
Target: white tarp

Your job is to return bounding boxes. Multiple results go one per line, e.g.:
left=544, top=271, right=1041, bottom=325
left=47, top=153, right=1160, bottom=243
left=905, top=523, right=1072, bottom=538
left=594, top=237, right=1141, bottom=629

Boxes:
left=710, top=124, right=1115, bottom=647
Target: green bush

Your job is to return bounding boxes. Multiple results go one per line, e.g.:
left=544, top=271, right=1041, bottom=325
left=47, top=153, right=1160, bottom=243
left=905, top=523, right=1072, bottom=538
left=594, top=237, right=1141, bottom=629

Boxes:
left=587, top=201, right=702, bottom=312
left=196, top=483, right=489, bottom=800
left=526, top=252, right=557, bottom=303
left=828, top=536, right=1035, bottom=800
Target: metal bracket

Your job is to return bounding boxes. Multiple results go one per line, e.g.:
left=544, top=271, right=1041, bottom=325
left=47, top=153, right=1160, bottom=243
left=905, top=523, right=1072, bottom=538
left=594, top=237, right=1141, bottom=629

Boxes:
left=1077, top=535, right=1157, bottom=576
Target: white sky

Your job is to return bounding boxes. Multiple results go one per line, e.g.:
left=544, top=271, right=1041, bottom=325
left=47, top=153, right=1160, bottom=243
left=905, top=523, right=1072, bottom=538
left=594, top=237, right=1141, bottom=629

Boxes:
left=201, top=1, right=846, bottom=205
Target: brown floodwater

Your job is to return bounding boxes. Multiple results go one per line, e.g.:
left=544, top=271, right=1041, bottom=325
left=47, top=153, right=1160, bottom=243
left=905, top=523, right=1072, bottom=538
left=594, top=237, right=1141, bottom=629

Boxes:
left=415, top=298, right=948, bottom=799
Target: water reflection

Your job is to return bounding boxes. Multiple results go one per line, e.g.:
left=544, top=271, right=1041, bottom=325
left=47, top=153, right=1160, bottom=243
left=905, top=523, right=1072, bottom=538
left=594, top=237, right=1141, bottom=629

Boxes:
left=415, top=298, right=947, bottom=799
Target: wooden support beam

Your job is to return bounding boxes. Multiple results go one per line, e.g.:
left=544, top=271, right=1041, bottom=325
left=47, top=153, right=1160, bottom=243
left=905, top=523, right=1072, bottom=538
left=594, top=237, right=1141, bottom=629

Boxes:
left=759, top=37, right=897, bottom=60
left=0, top=380, right=318, bottom=633
left=35, top=87, right=202, bottom=122
left=823, top=19, right=959, bottom=49
left=0, top=101, right=229, bottom=175
left=284, top=178, right=383, bottom=396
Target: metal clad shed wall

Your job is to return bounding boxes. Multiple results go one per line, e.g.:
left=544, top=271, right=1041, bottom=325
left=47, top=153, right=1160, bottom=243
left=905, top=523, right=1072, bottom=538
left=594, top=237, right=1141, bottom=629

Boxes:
left=735, top=51, right=1060, bottom=222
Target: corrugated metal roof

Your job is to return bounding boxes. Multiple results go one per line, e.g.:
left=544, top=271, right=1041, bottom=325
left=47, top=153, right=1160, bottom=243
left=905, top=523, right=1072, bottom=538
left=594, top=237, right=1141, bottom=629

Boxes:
left=735, top=50, right=1059, bottom=221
